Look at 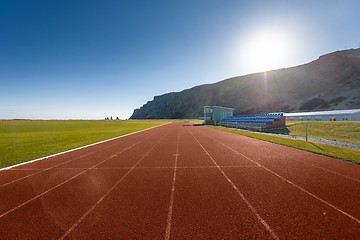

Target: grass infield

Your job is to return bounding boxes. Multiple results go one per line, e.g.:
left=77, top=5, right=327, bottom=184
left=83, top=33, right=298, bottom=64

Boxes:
left=287, top=121, right=360, bottom=143
left=211, top=126, right=360, bottom=165
left=0, top=120, right=169, bottom=169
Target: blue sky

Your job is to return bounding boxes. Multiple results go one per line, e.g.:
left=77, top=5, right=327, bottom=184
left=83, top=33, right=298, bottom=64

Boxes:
left=1, top=0, right=359, bottom=119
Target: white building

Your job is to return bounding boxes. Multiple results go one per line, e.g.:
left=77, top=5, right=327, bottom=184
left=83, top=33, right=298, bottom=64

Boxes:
left=284, top=109, right=360, bottom=121
left=203, top=106, right=234, bottom=124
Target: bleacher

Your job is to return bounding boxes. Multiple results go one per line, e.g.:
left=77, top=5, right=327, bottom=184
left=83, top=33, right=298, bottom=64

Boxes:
left=219, top=112, right=285, bottom=131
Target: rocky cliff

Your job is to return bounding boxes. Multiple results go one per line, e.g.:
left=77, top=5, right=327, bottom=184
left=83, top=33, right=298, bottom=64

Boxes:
left=130, top=49, right=360, bottom=119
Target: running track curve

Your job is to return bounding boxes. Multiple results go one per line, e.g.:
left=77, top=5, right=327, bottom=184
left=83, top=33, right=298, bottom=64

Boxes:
left=0, top=122, right=359, bottom=239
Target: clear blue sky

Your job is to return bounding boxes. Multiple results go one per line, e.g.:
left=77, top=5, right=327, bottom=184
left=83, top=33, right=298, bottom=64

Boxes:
left=1, top=0, right=359, bottom=119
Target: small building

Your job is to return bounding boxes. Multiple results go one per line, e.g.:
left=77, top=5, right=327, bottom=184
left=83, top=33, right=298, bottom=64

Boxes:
left=203, top=106, right=234, bottom=124
left=284, top=109, right=360, bottom=121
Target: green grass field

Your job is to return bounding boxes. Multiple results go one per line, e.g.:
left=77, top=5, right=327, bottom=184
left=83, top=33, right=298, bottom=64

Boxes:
left=211, top=126, right=360, bottom=164
left=287, top=121, right=360, bottom=143
left=0, top=120, right=169, bottom=169
left=3, top=119, right=358, bottom=169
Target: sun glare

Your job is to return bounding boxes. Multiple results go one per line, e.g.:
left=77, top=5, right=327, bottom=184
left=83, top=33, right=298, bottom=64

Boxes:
left=240, top=30, right=294, bottom=73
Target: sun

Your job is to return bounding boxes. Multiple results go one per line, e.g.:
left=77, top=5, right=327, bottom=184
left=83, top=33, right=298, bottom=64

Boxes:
left=240, top=30, right=294, bottom=73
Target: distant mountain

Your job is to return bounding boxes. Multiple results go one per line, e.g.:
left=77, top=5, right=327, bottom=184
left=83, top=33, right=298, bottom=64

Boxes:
left=130, top=49, right=360, bottom=119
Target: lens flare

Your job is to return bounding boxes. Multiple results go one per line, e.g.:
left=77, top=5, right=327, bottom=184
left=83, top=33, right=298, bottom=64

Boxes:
left=239, top=29, right=295, bottom=73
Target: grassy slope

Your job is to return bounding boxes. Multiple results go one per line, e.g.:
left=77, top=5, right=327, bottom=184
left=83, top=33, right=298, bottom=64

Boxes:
left=211, top=126, right=360, bottom=164
left=287, top=121, right=360, bottom=143
left=0, top=120, right=169, bottom=168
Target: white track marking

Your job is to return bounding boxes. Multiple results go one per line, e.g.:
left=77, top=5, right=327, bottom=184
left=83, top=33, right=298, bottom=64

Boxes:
left=0, top=151, right=96, bottom=188
left=0, top=128, right=162, bottom=188
left=188, top=130, right=280, bottom=240
left=201, top=129, right=360, bottom=225
left=0, top=132, right=156, bottom=219
left=6, top=165, right=259, bottom=171
left=0, top=133, right=155, bottom=188
left=0, top=123, right=169, bottom=172
left=164, top=131, right=180, bottom=240
left=206, top=128, right=360, bottom=183
left=59, top=131, right=169, bottom=240
left=264, top=148, right=360, bottom=183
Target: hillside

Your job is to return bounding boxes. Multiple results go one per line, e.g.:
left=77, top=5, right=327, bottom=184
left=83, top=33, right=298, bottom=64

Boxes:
left=130, top=49, right=360, bottom=119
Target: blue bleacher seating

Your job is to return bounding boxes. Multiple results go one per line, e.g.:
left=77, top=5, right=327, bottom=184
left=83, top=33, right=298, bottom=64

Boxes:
left=219, top=112, right=284, bottom=130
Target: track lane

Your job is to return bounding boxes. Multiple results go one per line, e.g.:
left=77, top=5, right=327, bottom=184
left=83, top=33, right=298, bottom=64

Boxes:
left=263, top=147, right=360, bottom=182
left=60, top=127, right=178, bottom=239
left=0, top=169, right=43, bottom=186
left=191, top=126, right=360, bottom=238
left=175, top=126, right=216, bottom=168
left=0, top=168, right=129, bottom=240
left=63, top=168, right=175, bottom=240
left=203, top=127, right=360, bottom=180
left=0, top=168, right=84, bottom=216
left=0, top=125, right=168, bottom=235
left=0, top=130, right=162, bottom=219
left=1, top=123, right=359, bottom=239
left=165, top=129, right=180, bottom=240
left=168, top=127, right=276, bottom=239
left=197, top=127, right=360, bottom=219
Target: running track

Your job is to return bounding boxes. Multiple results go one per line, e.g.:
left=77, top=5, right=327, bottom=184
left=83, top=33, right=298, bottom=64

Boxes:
left=0, top=122, right=359, bottom=239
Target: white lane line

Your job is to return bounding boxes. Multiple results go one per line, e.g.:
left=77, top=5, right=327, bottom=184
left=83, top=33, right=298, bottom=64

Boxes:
left=0, top=129, right=159, bottom=188
left=188, top=130, right=280, bottom=240
left=206, top=127, right=360, bottom=183
left=164, top=130, right=180, bottom=240
left=202, top=130, right=360, bottom=225
left=58, top=130, right=169, bottom=240
left=6, top=165, right=259, bottom=171
left=1, top=151, right=97, bottom=188
left=0, top=123, right=169, bottom=172
left=264, top=148, right=360, bottom=183
left=0, top=132, right=156, bottom=219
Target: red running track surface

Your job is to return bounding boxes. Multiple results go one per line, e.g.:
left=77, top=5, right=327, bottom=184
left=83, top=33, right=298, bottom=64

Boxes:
left=0, top=122, right=359, bottom=239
